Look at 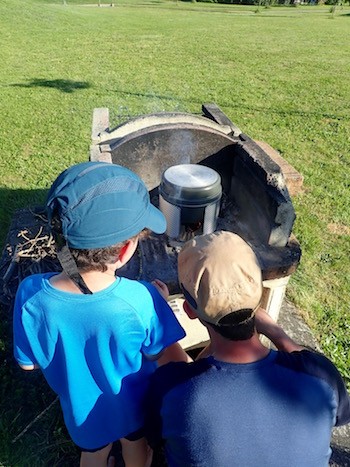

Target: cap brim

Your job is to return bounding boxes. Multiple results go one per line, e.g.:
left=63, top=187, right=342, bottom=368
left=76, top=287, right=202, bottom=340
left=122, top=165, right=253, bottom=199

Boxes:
left=145, top=204, right=167, bottom=234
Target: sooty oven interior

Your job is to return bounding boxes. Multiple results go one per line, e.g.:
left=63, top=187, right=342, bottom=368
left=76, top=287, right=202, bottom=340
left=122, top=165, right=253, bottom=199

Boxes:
left=91, top=103, right=301, bottom=295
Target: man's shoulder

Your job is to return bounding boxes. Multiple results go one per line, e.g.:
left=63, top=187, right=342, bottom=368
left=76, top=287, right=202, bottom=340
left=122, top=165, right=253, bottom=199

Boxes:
left=277, top=349, right=350, bottom=426
left=155, top=358, right=211, bottom=374
left=150, top=359, right=212, bottom=394
left=276, top=349, right=345, bottom=391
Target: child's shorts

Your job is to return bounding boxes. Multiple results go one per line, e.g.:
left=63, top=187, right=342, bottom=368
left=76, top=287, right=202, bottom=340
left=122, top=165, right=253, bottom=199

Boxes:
left=79, top=427, right=145, bottom=452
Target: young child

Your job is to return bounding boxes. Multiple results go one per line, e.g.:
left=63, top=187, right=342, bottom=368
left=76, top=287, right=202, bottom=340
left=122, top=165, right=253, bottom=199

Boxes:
left=13, top=161, right=188, bottom=467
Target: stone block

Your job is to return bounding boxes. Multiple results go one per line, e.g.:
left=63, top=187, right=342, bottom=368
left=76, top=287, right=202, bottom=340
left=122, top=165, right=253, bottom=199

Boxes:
left=91, top=108, right=109, bottom=143
left=255, top=140, right=304, bottom=196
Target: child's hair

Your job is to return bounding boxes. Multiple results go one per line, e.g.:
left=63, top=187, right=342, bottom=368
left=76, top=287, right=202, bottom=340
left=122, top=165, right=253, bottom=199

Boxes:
left=51, top=213, right=150, bottom=272
left=70, top=242, right=133, bottom=272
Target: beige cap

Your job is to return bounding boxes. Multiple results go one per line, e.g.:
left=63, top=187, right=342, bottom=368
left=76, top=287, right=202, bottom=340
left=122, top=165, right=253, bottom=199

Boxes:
left=178, top=231, right=262, bottom=325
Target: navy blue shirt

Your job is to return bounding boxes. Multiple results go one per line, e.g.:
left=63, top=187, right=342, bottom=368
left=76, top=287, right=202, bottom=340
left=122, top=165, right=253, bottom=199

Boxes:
left=146, top=350, right=350, bottom=467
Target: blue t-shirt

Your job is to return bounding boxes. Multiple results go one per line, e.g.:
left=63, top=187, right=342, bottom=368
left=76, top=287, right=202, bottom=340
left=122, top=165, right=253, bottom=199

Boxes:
left=13, top=273, right=185, bottom=449
left=146, top=350, right=350, bottom=467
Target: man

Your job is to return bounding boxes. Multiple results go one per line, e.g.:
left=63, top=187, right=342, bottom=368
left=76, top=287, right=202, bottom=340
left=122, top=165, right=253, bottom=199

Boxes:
left=145, top=230, right=350, bottom=467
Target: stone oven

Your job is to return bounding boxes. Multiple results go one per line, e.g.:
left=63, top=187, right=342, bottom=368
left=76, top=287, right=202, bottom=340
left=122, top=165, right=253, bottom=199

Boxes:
left=90, top=103, right=301, bottom=349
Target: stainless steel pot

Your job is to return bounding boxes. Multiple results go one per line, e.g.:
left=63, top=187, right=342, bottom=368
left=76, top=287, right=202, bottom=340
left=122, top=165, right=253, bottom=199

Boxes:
left=159, top=164, right=222, bottom=241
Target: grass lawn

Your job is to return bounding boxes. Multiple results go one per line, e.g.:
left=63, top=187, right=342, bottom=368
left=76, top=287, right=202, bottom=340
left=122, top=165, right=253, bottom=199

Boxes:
left=0, top=0, right=349, bottom=464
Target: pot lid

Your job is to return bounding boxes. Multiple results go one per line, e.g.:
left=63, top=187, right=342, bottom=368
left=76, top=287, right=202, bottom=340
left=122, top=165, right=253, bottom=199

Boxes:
left=160, top=164, right=222, bottom=207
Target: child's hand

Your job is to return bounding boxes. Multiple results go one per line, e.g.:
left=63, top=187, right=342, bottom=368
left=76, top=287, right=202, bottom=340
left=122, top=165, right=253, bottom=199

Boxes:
left=152, top=279, right=169, bottom=300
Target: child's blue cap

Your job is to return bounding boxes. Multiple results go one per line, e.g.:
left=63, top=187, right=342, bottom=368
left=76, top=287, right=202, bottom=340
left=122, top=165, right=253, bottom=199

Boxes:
left=46, top=161, right=166, bottom=249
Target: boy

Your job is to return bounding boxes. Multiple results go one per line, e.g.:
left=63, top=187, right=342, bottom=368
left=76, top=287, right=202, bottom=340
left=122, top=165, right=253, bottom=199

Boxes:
left=145, top=230, right=350, bottom=467
left=13, top=161, right=188, bottom=467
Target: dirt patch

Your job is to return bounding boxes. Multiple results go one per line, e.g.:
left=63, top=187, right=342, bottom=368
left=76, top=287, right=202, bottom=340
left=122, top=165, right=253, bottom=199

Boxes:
left=327, top=223, right=350, bottom=236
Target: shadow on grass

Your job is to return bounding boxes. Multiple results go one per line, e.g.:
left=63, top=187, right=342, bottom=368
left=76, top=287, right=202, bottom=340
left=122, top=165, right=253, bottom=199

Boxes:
left=0, top=188, right=48, bottom=252
left=330, top=444, right=350, bottom=466
left=0, top=188, right=78, bottom=464
left=10, top=78, right=92, bottom=94
left=0, top=307, right=77, bottom=465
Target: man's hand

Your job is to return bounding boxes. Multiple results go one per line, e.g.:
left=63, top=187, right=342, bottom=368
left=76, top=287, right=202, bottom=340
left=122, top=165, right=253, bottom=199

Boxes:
left=152, top=279, right=169, bottom=300
left=255, top=307, right=279, bottom=336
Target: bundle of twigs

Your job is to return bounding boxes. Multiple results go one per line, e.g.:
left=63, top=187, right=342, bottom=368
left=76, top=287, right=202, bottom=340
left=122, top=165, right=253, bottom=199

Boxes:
left=0, top=208, right=61, bottom=307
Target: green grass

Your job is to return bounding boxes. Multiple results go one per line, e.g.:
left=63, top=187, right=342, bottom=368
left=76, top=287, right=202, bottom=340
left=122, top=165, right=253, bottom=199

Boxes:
left=1, top=0, right=350, bottom=463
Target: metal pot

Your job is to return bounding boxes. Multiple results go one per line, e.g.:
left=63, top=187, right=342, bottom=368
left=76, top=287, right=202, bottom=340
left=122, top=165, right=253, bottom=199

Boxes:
left=159, top=164, right=222, bottom=241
